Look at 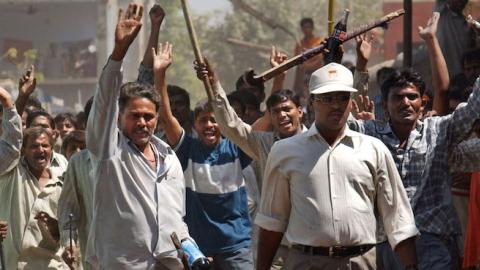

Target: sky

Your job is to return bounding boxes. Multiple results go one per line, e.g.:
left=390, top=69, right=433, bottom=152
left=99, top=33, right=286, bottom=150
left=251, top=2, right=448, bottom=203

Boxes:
left=190, top=0, right=231, bottom=14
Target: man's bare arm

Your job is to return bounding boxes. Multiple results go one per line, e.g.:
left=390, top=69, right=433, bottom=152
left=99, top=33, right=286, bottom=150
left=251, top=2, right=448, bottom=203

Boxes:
left=141, top=4, right=164, bottom=69
left=152, top=43, right=183, bottom=146
left=87, top=3, right=143, bottom=158
left=395, top=237, right=418, bottom=268
left=16, top=65, right=36, bottom=116
left=419, top=12, right=449, bottom=115
left=256, top=228, right=283, bottom=270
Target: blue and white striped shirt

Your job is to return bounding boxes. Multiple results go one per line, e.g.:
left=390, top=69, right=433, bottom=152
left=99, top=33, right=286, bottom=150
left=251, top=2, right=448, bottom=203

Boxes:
left=176, top=132, right=252, bottom=255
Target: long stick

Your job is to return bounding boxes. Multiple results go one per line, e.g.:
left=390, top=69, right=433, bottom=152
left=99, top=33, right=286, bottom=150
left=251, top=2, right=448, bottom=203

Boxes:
left=69, top=214, right=73, bottom=253
left=254, top=9, right=405, bottom=82
left=0, top=238, right=5, bottom=270
left=328, top=0, right=335, bottom=35
left=180, top=0, right=214, bottom=100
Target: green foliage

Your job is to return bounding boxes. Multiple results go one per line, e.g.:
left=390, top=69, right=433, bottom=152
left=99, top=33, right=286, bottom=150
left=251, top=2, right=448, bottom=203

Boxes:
left=154, top=0, right=382, bottom=106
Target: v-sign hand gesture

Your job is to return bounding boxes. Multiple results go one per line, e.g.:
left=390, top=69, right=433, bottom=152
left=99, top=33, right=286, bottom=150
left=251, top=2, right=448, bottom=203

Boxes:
left=112, top=3, right=144, bottom=61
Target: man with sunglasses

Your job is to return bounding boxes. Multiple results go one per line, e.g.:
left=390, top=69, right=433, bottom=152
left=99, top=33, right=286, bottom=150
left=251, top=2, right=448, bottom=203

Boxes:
left=255, top=63, right=419, bottom=270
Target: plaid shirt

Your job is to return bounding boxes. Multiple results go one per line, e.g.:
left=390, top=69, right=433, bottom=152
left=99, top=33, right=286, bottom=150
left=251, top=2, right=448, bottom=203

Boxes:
left=348, top=78, right=480, bottom=237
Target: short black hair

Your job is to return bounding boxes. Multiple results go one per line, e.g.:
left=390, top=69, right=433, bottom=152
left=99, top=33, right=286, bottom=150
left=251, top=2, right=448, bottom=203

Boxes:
left=266, top=89, right=301, bottom=111
left=376, top=67, right=396, bottom=84
left=26, top=110, right=55, bottom=129
left=54, top=112, right=78, bottom=129
left=381, top=69, right=426, bottom=101
left=193, top=100, right=213, bottom=121
left=462, top=48, right=480, bottom=66
left=300, top=17, right=314, bottom=27
left=118, top=82, right=161, bottom=113
left=227, top=92, right=246, bottom=116
left=234, top=90, right=260, bottom=112
left=25, top=96, right=43, bottom=111
left=167, top=85, right=190, bottom=109
left=61, top=130, right=86, bottom=156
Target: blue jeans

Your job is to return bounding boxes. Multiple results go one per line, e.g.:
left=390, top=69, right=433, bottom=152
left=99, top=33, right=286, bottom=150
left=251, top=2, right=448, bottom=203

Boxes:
left=376, top=233, right=460, bottom=270
left=211, top=247, right=254, bottom=270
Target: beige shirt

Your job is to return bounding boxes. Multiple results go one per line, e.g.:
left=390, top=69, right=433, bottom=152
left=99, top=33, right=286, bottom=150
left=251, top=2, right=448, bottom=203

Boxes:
left=86, top=58, right=190, bottom=270
left=255, top=124, right=418, bottom=249
left=211, top=82, right=305, bottom=191
left=0, top=107, right=69, bottom=269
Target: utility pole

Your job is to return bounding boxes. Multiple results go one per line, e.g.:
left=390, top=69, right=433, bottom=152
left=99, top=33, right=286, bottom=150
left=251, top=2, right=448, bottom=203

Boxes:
left=403, top=0, right=412, bottom=67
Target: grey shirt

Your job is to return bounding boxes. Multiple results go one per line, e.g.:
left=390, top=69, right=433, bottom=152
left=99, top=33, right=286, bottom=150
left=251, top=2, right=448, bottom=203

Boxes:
left=86, top=58, right=189, bottom=270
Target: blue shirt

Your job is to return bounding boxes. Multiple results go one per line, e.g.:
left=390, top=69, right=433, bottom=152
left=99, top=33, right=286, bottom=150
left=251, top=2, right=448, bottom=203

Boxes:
left=176, top=132, right=252, bottom=255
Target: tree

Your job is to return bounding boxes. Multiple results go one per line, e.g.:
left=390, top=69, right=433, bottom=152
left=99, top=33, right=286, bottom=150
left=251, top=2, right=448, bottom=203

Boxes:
left=155, top=0, right=382, bottom=105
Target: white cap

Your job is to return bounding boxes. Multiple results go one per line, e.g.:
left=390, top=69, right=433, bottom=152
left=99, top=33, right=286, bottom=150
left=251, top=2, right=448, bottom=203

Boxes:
left=308, top=63, right=358, bottom=94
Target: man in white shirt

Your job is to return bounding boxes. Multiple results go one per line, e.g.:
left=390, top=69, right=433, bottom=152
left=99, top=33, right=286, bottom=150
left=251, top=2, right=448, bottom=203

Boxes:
left=255, top=63, right=419, bottom=270
left=86, top=3, right=190, bottom=269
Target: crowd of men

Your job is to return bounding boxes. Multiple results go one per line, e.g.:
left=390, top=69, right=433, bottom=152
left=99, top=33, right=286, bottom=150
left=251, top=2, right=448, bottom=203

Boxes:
left=0, top=0, right=480, bottom=269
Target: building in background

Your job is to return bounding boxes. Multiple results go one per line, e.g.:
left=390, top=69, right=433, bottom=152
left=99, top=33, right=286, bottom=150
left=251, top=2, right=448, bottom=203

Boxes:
left=0, top=0, right=153, bottom=113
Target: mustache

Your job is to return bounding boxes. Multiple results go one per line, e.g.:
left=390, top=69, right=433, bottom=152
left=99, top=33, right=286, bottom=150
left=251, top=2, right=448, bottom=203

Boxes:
left=134, top=127, right=153, bottom=136
left=328, top=110, right=345, bottom=115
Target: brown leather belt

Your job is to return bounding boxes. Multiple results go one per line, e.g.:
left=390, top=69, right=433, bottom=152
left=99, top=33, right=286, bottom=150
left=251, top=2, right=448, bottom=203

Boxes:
left=292, top=244, right=374, bottom=257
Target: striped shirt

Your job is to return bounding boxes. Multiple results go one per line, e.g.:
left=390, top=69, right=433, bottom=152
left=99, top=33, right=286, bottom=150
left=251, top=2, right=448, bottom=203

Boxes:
left=175, top=131, right=252, bottom=255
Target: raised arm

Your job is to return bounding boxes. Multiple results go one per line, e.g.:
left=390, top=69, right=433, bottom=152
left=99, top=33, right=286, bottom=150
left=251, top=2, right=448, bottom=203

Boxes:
left=419, top=12, right=449, bottom=115
left=137, top=4, right=165, bottom=86
left=353, top=33, right=373, bottom=97
left=141, top=5, right=164, bottom=69
left=270, top=46, right=288, bottom=94
left=195, top=58, right=262, bottom=160
left=252, top=47, right=288, bottom=132
left=87, top=3, right=143, bottom=159
left=0, top=87, right=22, bottom=175
left=152, top=43, right=183, bottom=146
left=16, top=65, right=36, bottom=116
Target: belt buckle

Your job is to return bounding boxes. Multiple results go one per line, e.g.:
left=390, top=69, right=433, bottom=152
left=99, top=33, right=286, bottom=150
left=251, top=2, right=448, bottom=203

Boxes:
left=329, top=245, right=340, bottom=257
left=329, top=245, right=344, bottom=257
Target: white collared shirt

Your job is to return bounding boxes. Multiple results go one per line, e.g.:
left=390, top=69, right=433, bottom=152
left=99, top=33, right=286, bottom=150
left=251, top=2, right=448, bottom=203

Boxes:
left=255, top=124, right=418, bottom=249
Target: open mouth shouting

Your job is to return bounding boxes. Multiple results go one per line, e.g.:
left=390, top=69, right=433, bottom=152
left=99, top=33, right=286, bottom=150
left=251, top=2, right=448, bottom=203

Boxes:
left=34, top=153, right=49, bottom=166
left=203, top=129, right=217, bottom=141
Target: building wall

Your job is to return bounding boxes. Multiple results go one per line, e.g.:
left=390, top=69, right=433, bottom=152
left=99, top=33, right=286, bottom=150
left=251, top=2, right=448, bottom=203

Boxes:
left=383, top=1, right=436, bottom=60
left=0, top=2, right=98, bottom=54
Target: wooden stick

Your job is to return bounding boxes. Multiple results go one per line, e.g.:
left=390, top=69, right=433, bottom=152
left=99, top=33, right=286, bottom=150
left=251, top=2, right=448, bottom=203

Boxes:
left=180, top=0, right=214, bottom=100
left=69, top=213, right=73, bottom=253
left=254, top=9, right=405, bottom=82
left=328, top=0, right=335, bottom=35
